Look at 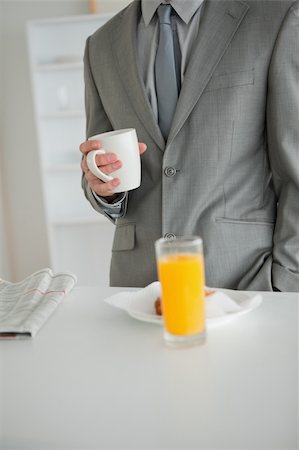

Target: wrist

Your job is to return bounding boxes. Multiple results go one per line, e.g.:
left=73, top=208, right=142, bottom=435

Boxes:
left=91, top=188, right=126, bottom=206
left=105, top=193, right=121, bottom=203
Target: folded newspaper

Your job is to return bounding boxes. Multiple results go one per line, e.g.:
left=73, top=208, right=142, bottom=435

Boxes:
left=0, top=268, right=77, bottom=339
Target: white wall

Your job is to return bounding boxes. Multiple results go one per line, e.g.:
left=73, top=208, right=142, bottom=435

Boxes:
left=1, top=0, right=130, bottom=282
left=96, top=0, right=131, bottom=13
left=0, top=0, right=11, bottom=280
left=0, top=2, right=7, bottom=439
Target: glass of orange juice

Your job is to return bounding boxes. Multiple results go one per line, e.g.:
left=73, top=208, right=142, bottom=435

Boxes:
left=155, top=236, right=206, bottom=347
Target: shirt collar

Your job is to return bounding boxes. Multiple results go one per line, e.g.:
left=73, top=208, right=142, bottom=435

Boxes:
left=141, top=0, right=205, bottom=26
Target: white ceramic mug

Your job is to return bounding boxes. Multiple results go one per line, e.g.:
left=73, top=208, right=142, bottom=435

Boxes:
left=87, top=128, right=141, bottom=193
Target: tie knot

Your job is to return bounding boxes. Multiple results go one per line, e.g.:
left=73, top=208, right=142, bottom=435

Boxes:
left=157, top=4, right=172, bottom=25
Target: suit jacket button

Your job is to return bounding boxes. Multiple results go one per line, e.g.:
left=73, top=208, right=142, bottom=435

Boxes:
left=164, top=233, right=176, bottom=240
left=164, top=167, right=176, bottom=177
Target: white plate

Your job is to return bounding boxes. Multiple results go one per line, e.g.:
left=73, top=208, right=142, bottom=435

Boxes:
left=104, top=283, right=263, bottom=329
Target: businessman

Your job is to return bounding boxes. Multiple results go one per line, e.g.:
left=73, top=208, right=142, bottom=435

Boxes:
left=80, top=0, right=299, bottom=291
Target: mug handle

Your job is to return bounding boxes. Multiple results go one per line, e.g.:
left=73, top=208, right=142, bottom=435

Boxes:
left=86, top=149, right=114, bottom=183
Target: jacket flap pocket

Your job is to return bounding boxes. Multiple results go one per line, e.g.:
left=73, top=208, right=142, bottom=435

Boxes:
left=215, top=217, right=275, bottom=226
left=205, top=69, right=254, bottom=92
left=112, top=223, right=135, bottom=251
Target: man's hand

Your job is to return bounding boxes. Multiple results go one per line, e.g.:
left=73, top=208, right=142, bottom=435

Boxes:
left=80, top=139, right=147, bottom=199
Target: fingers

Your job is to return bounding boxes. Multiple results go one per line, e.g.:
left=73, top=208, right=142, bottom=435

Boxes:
left=92, top=158, right=122, bottom=176
left=79, top=138, right=147, bottom=197
left=80, top=139, right=120, bottom=168
left=81, top=153, right=122, bottom=197
left=82, top=161, right=121, bottom=196
left=94, top=153, right=119, bottom=168
left=80, top=139, right=147, bottom=157
left=89, top=177, right=121, bottom=197
left=81, top=154, right=121, bottom=176
left=79, top=139, right=100, bottom=155
left=138, top=142, right=147, bottom=155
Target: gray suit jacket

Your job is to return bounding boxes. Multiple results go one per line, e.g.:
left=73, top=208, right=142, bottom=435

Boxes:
left=82, top=0, right=299, bottom=291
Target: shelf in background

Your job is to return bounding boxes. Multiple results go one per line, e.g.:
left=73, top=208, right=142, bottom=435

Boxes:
left=28, top=13, right=112, bottom=26
left=36, top=62, right=83, bottom=72
left=46, top=164, right=80, bottom=173
left=51, top=216, right=108, bottom=226
left=27, top=13, right=114, bottom=286
left=40, top=110, right=85, bottom=119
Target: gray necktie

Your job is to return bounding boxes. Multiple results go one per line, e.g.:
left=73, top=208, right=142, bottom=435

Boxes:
left=155, top=4, right=179, bottom=140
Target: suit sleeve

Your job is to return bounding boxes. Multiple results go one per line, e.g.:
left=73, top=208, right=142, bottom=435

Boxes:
left=266, top=2, right=299, bottom=291
left=81, top=36, right=128, bottom=223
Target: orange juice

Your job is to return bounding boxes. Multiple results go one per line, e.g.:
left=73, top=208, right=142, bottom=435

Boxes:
left=157, top=253, right=205, bottom=336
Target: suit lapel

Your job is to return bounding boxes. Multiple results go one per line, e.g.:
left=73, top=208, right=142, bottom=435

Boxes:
left=109, top=0, right=165, bottom=151
left=167, top=0, right=250, bottom=146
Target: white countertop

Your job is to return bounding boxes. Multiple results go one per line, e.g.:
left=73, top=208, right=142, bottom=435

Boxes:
left=1, top=287, right=298, bottom=450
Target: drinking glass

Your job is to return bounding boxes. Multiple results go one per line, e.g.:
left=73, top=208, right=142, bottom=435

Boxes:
left=155, top=236, right=206, bottom=347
